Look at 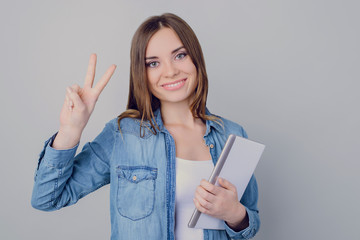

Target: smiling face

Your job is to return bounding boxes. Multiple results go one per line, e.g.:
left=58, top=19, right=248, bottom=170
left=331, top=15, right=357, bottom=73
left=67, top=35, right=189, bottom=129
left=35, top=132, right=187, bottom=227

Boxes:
left=145, top=27, right=198, bottom=106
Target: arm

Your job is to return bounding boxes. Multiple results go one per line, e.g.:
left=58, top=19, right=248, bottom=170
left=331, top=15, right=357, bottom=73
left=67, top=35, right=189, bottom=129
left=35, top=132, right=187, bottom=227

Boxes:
left=31, top=122, right=115, bottom=211
left=31, top=54, right=116, bottom=211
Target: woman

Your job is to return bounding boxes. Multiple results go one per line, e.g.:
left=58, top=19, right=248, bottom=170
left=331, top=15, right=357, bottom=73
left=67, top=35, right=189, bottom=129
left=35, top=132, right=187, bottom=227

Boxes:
left=31, top=13, right=260, bottom=240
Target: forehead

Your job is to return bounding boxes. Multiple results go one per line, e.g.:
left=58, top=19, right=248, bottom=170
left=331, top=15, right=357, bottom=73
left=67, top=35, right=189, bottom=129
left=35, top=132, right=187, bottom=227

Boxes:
left=145, top=28, right=183, bottom=57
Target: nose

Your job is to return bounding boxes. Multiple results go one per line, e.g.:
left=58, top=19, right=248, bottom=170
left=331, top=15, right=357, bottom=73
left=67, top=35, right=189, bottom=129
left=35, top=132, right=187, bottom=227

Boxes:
left=163, top=60, right=179, bottom=78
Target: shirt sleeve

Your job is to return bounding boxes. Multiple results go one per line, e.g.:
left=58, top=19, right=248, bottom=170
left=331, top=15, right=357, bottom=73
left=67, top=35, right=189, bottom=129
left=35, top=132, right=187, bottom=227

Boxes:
left=31, top=122, right=115, bottom=211
left=224, top=174, right=260, bottom=239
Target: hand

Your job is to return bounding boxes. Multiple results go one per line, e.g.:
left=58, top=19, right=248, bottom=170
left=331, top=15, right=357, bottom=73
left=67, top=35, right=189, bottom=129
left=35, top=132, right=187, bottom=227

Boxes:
left=53, top=54, right=116, bottom=149
left=193, top=178, right=249, bottom=230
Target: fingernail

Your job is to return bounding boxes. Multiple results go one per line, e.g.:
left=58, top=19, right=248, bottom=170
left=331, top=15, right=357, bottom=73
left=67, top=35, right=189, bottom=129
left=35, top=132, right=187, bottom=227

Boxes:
left=66, top=87, right=72, bottom=93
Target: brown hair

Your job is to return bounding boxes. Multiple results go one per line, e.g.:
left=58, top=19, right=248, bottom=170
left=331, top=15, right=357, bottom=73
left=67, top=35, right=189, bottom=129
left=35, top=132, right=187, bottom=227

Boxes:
left=117, top=13, right=219, bottom=136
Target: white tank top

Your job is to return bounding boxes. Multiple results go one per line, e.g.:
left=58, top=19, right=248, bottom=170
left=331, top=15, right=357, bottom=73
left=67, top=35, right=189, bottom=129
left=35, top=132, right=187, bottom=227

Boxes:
left=175, top=157, right=213, bottom=240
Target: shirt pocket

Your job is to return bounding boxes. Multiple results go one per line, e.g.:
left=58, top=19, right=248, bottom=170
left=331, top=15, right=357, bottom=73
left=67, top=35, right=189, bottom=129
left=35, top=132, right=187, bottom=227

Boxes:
left=116, top=165, right=158, bottom=221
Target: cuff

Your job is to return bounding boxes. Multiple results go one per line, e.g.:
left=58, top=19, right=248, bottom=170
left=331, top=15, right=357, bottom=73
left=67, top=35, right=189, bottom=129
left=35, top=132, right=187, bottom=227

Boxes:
left=37, top=132, right=79, bottom=170
left=224, top=206, right=258, bottom=239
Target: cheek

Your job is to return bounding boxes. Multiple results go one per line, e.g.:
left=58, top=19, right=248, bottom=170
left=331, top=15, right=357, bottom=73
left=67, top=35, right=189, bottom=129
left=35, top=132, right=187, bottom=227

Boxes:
left=186, top=65, right=197, bottom=82
left=146, top=71, right=160, bottom=97
left=184, top=60, right=197, bottom=76
left=146, top=69, right=160, bottom=85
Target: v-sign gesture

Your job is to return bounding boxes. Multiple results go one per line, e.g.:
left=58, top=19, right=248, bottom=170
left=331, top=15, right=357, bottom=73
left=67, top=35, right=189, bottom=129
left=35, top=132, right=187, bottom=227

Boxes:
left=54, top=54, right=116, bottom=150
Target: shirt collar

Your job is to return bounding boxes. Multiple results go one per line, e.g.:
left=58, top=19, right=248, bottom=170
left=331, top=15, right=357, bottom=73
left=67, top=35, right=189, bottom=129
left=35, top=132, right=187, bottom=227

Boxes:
left=153, top=108, right=165, bottom=133
left=204, top=107, right=224, bottom=136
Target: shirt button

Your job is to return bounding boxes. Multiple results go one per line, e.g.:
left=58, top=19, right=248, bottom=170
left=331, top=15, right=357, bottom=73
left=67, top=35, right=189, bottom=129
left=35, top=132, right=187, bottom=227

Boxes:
left=132, top=175, right=137, bottom=181
left=209, top=144, right=214, bottom=149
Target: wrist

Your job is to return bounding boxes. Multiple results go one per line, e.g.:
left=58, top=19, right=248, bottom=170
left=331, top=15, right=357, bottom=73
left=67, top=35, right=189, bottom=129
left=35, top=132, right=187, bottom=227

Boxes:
left=59, top=125, right=83, bottom=136
left=52, top=126, right=82, bottom=150
left=225, top=203, right=249, bottom=231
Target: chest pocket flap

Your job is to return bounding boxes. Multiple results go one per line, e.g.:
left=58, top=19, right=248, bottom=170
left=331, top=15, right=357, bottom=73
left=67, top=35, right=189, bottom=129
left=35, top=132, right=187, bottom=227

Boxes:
left=117, top=166, right=157, bottom=183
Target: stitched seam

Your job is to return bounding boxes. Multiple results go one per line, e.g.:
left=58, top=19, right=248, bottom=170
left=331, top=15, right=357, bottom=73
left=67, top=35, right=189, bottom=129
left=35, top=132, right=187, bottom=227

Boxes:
left=51, top=168, right=61, bottom=208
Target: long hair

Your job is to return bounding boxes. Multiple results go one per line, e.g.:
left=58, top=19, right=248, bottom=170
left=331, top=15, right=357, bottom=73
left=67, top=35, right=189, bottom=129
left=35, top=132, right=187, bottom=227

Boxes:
left=117, top=13, right=218, bottom=136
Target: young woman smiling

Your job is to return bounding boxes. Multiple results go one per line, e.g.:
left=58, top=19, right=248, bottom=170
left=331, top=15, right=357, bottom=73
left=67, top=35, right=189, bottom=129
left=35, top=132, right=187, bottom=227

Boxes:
left=31, top=13, right=260, bottom=240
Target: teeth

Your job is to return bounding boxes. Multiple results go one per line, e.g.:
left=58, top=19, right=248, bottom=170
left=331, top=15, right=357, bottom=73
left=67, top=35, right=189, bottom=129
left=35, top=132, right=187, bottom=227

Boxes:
left=164, top=80, right=184, bottom=88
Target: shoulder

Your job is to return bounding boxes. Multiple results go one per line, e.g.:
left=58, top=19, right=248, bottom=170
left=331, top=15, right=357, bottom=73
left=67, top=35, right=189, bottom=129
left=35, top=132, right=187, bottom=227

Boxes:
left=103, top=117, right=120, bottom=132
left=104, top=117, right=138, bottom=132
left=106, top=117, right=155, bottom=139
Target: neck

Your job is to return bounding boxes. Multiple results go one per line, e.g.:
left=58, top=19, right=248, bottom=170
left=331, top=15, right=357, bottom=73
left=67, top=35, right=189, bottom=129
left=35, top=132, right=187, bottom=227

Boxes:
left=160, top=100, right=197, bottom=127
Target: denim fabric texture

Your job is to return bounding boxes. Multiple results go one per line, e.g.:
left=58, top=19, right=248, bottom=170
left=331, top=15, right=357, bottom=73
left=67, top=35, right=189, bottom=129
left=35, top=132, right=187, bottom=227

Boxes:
left=31, top=108, right=260, bottom=240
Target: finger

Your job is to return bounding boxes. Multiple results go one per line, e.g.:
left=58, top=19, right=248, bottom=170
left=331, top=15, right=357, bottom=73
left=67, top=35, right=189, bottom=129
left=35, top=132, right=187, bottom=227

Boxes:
left=196, top=185, right=216, bottom=202
left=193, top=198, right=210, bottom=214
left=200, top=179, right=221, bottom=195
left=195, top=191, right=213, bottom=210
left=66, top=87, right=84, bottom=110
left=94, top=64, right=116, bottom=95
left=69, top=100, right=74, bottom=111
left=84, top=53, right=97, bottom=88
left=70, top=84, right=83, bottom=98
left=218, top=177, right=237, bottom=193
left=70, top=84, right=81, bottom=92
left=65, top=95, right=74, bottom=111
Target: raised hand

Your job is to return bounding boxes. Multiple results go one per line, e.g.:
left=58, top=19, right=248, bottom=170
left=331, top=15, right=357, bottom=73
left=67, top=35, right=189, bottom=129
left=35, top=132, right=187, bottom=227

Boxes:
left=53, top=54, right=116, bottom=149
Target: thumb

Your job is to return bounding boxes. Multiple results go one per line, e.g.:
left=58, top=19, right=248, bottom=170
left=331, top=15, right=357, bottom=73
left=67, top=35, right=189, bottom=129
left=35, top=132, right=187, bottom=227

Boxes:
left=66, top=87, right=85, bottom=110
left=218, top=177, right=236, bottom=192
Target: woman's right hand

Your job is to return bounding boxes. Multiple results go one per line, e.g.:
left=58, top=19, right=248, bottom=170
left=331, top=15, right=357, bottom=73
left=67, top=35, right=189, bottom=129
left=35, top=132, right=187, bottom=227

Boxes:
left=53, top=54, right=116, bottom=150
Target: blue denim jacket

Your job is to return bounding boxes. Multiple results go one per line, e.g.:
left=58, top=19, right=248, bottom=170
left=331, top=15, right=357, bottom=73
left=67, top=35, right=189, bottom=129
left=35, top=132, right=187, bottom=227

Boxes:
left=31, top=108, right=260, bottom=240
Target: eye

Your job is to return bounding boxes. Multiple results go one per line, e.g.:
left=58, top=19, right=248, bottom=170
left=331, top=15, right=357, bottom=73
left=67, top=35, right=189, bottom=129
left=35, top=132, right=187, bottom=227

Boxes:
left=146, top=61, right=159, bottom=68
left=175, top=52, right=187, bottom=60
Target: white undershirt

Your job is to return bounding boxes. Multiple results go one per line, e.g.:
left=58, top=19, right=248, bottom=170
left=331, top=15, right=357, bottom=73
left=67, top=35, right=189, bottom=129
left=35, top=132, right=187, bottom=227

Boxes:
left=175, top=157, right=213, bottom=240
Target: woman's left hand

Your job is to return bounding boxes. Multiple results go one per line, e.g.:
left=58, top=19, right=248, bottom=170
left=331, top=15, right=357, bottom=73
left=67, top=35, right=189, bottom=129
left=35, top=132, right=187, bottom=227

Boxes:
left=193, top=177, right=249, bottom=230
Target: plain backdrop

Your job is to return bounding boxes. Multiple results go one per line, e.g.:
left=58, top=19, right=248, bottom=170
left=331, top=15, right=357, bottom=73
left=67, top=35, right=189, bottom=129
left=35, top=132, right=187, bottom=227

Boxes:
left=1, top=0, right=359, bottom=239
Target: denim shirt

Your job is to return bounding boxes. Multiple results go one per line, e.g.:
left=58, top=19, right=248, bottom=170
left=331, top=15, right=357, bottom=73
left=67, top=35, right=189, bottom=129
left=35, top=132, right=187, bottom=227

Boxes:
left=31, top=108, right=260, bottom=240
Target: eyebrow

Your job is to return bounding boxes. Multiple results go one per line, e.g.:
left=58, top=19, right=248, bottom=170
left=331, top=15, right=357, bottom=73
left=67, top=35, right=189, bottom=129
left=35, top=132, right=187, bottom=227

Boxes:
left=145, top=46, right=185, bottom=60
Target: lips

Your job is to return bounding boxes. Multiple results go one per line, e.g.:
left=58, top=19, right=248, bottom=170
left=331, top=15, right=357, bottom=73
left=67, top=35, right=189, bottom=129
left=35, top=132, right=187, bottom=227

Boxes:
left=161, top=78, right=187, bottom=90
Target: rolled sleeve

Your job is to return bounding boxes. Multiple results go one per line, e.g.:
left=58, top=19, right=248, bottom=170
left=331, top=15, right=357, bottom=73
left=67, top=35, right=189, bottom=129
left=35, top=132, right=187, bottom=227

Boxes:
left=224, top=206, right=260, bottom=239
left=32, top=133, right=80, bottom=210
left=45, top=133, right=78, bottom=165
left=34, top=132, right=79, bottom=180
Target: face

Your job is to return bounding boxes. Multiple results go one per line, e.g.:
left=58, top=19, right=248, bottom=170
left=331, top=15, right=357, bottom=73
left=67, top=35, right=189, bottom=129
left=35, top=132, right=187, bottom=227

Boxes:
left=145, top=27, right=198, bottom=106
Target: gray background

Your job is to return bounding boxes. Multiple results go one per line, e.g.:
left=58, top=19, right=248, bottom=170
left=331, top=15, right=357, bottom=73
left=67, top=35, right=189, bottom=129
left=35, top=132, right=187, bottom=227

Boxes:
left=1, top=0, right=359, bottom=239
